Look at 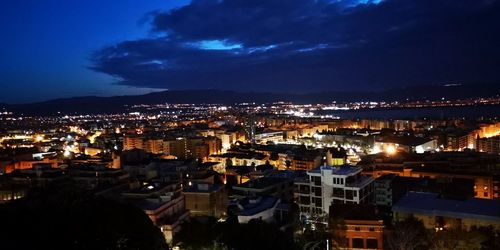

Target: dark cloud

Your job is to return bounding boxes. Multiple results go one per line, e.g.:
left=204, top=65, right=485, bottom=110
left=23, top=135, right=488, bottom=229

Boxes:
left=90, top=0, right=500, bottom=92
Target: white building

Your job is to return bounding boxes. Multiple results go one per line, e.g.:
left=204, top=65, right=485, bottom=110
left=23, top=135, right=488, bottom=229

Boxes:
left=232, top=196, right=281, bottom=223
left=255, top=131, right=283, bottom=144
left=296, top=165, right=374, bottom=218
left=373, top=137, right=437, bottom=154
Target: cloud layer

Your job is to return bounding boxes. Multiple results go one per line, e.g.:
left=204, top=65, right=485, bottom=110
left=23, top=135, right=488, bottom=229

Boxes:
left=91, top=0, right=500, bottom=92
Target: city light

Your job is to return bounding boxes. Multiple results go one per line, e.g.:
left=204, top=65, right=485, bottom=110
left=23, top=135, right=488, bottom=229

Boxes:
left=1, top=1, right=500, bottom=249
left=385, top=145, right=396, bottom=155
left=63, top=150, right=71, bottom=157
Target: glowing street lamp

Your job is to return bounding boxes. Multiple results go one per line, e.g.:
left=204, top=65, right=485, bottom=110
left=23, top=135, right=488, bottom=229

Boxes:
left=386, top=145, right=396, bottom=155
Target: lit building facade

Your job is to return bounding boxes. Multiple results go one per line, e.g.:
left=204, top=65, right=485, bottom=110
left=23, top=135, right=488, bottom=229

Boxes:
left=296, top=165, right=374, bottom=217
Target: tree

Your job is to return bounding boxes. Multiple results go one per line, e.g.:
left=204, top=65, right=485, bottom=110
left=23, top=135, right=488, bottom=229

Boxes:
left=429, top=226, right=500, bottom=250
left=173, top=217, right=219, bottom=249
left=0, top=185, right=167, bottom=250
left=386, top=216, right=430, bottom=250
left=218, top=219, right=298, bottom=250
left=330, top=217, right=348, bottom=249
left=174, top=217, right=299, bottom=250
left=430, top=229, right=485, bottom=250
left=477, top=226, right=500, bottom=250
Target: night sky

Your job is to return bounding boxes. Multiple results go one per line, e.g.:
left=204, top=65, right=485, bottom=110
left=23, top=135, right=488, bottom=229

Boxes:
left=1, top=0, right=500, bottom=103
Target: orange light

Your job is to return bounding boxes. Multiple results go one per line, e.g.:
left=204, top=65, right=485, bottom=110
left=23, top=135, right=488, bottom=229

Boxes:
left=386, top=145, right=396, bottom=155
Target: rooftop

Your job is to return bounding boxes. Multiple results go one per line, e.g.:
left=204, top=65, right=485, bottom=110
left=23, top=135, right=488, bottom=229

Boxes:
left=234, top=177, right=290, bottom=190
left=376, top=136, right=434, bottom=146
left=184, top=183, right=224, bottom=193
left=393, top=192, right=500, bottom=222
left=308, top=165, right=361, bottom=176
left=233, top=196, right=280, bottom=216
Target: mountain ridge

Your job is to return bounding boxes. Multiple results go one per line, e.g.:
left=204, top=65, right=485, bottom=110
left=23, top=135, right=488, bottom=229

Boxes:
left=2, top=83, right=499, bottom=115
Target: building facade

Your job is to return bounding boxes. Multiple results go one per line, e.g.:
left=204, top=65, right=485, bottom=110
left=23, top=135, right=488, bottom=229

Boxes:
left=296, top=165, right=374, bottom=218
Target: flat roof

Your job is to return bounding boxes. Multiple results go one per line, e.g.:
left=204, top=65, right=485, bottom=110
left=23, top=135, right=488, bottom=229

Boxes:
left=184, top=183, right=224, bottom=193
left=234, top=177, right=290, bottom=190
left=376, top=136, right=433, bottom=146
left=393, top=192, right=500, bottom=222
left=308, top=165, right=361, bottom=176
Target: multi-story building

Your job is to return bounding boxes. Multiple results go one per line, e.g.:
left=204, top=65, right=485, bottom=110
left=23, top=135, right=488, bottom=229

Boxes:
left=208, top=152, right=268, bottom=168
left=145, top=138, right=165, bottom=154
left=477, top=135, right=500, bottom=154
left=374, top=174, right=474, bottom=207
left=446, top=132, right=473, bottom=151
left=183, top=183, right=227, bottom=218
left=373, top=174, right=395, bottom=207
left=0, top=178, right=27, bottom=203
left=296, top=165, right=374, bottom=218
left=393, top=192, right=500, bottom=230
left=255, top=131, right=283, bottom=144
left=326, top=147, right=347, bottom=166
left=68, top=165, right=129, bottom=189
left=123, top=135, right=221, bottom=159
left=290, top=154, right=322, bottom=171
left=123, top=135, right=145, bottom=151
left=233, top=177, right=294, bottom=202
left=371, top=167, right=500, bottom=200
left=9, top=164, right=67, bottom=188
left=330, top=204, right=384, bottom=250
left=373, top=136, right=437, bottom=154
left=3, top=157, right=58, bottom=174
left=122, top=181, right=189, bottom=242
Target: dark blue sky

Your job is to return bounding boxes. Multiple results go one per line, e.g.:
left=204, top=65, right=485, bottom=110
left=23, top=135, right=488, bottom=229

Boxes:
left=0, top=0, right=187, bottom=103
left=1, top=0, right=500, bottom=103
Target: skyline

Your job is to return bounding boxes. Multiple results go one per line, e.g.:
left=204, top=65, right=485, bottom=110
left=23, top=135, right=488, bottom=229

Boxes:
left=1, top=0, right=500, bottom=104
left=2, top=2, right=500, bottom=249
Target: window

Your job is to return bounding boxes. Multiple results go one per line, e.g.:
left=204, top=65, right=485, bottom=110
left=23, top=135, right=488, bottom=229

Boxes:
left=367, top=239, right=378, bottom=249
left=352, top=238, right=364, bottom=248
left=354, top=227, right=360, bottom=231
left=333, top=188, right=344, bottom=198
left=300, top=185, right=310, bottom=194
left=315, top=187, right=322, bottom=196
left=369, top=227, right=375, bottom=232
left=299, top=196, right=310, bottom=205
left=313, top=176, right=321, bottom=186
left=340, top=178, right=344, bottom=185
left=315, top=198, right=322, bottom=207
left=346, top=190, right=353, bottom=200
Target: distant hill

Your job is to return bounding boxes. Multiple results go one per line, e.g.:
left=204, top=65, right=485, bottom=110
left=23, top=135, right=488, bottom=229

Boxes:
left=3, top=83, right=499, bottom=115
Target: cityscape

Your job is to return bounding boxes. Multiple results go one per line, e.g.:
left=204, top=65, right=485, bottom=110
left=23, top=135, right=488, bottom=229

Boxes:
left=1, top=1, right=500, bottom=250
